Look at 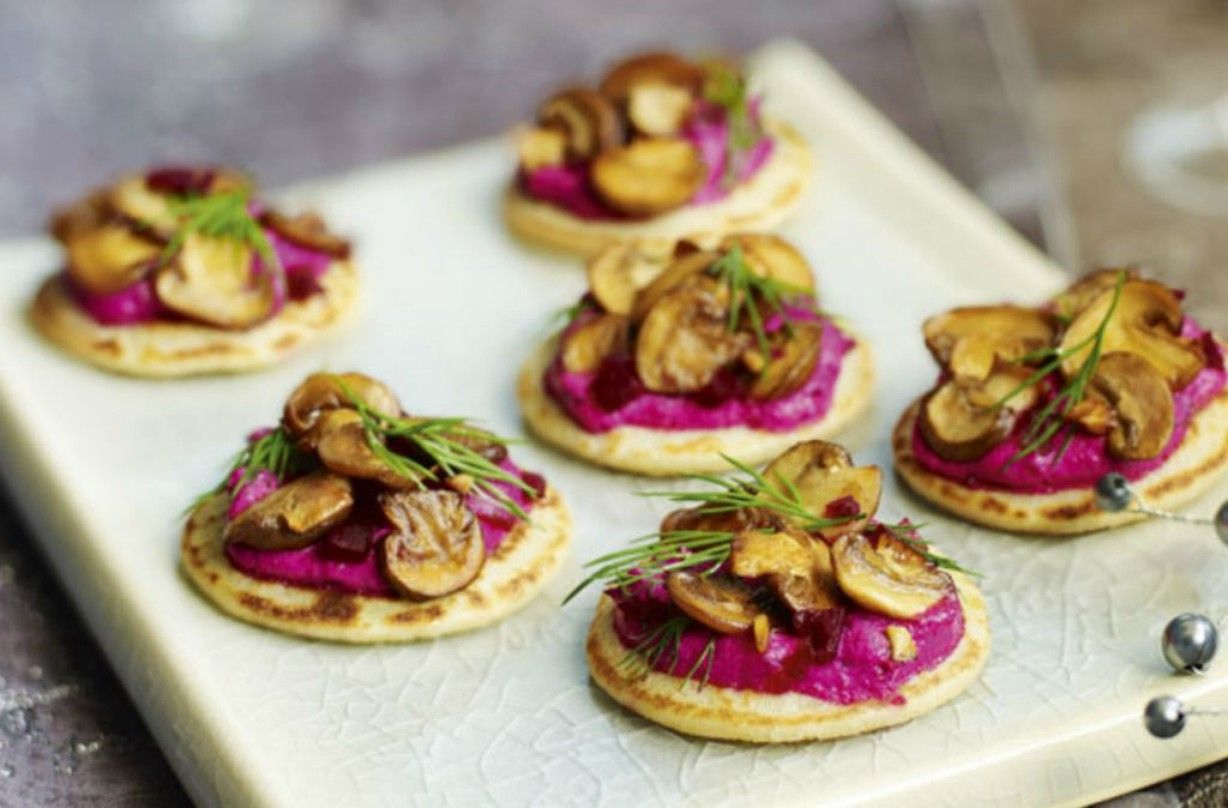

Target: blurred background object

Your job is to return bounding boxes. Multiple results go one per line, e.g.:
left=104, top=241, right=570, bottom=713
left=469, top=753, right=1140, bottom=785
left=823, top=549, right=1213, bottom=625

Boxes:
left=0, top=0, right=1225, bottom=805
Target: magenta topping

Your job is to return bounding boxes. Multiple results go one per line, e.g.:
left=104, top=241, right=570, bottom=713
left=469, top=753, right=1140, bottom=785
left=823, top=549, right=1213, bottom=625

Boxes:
left=545, top=316, right=854, bottom=433
left=912, top=320, right=1227, bottom=493
left=145, top=166, right=216, bottom=195
left=223, top=458, right=542, bottom=597
left=610, top=581, right=964, bottom=704
left=65, top=273, right=164, bottom=325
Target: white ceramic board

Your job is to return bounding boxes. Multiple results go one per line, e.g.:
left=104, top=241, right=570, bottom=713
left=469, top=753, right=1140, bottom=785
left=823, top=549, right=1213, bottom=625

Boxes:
left=1, top=40, right=1226, bottom=808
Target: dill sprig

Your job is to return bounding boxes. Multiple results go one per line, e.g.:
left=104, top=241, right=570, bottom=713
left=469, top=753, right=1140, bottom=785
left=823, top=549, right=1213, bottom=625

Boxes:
left=879, top=521, right=980, bottom=578
left=550, top=297, right=594, bottom=328
left=617, top=615, right=718, bottom=690
left=993, top=269, right=1127, bottom=465
left=187, top=426, right=313, bottom=514
left=564, top=453, right=859, bottom=603
left=708, top=245, right=813, bottom=359
left=161, top=190, right=280, bottom=272
left=335, top=378, right=534, bottom=521
left=702, top=61, right=761, bottom=183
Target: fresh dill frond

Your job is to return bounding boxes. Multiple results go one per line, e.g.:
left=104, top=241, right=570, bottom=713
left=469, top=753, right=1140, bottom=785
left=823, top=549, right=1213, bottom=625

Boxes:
left=702, top=61, right=762, bottom=183
left=161, top=190, right=280, bottom=272
left=707, top=245, right=814, bottom=360
left=879, top=521, right=981, bottom=578
left=616, top=615, right=718, bottom=690
left=186, top=426, right=313, bottom=514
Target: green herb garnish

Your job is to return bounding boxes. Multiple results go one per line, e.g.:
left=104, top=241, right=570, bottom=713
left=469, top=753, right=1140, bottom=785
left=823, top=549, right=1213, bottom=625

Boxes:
left=161, top=190, right=279, bottom=272
left=993, top=269, right=1127, bottom=465
left=187, top=426, right=313, bottom=514
left=707, top=244, right=813, bottom=359
left=702, top=61, right=762, bottom=184
left=880, top=521, right=980, bottom=578
left=335, top=377, right=534, bottom=521
left=616, top=615, right=719, bottom=690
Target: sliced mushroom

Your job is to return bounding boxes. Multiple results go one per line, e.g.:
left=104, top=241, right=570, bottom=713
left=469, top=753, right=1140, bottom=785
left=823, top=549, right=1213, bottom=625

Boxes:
left=516, top=126, right=568, bottom=171
left=719, top=234, right=815, bottom=293
left=108, top=174, right=179, bottom=234
left=153, top=232, right=276, bottom=328
left=50, top=190, right=112, bottom=244
left=65, top=224, right=161, bottom=294
left=665, top=570, right=760, bottom=634
left=732, top=530, right=841, bottom=606
left=590, top=138, right=706, bottom=217
left=749, top=322, right=823, bottom=401
left=379, top=489, right=484, bottom=600
left=660, top=504, right=781, bottom=536
left=537, top=88, right=623, bottom=163
left=259, top=210, right=350, bottom=258
left=830, top=531, right=952, bottom=620
left=762, top=441, right=882, bottom=539
left=635, top=278, right=750, bottom=393
left=918, top=367, right=1039, bottom=462
left=923, top=306, right=1056, bottom=382
left=560, top=312, right=630, bottom=373
left=282, top=372, right=402, bottom=449
left=315, top=410, right=423, bottom=490
left=1088, top=352, right=1175, bottom=460
left=626, top=82, right=694, bottom=137
left=629, top=249, right=719, bottom=321
left=1059, top=280, right=1205, bottom=388
left=223, top=472, right=354, bottom=550
left=599, top=52, right=706, bottom=104
left=586, top=242, right=669, bottom=316
left=1052, top=268, right=1140, bottom=321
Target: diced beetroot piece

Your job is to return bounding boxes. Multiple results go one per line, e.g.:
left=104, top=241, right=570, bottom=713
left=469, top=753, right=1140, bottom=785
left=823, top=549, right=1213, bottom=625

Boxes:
left=146, top=166, right=215, bottom=195
left=823, top=495, right=861, bottom=520
left=521, top=471, right=547, bottom=499
left=590, top=356, right=645, bottom=412
left=791, top=606, right=846, bottom=664
left=689, top=366, right=745, bottom=409
left=318, top=523, right=373, bottom=562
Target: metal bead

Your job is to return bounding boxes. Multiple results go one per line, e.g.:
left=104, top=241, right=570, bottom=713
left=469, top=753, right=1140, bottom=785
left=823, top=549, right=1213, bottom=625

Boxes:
left=1162, top=613, right=1218, bottom=674
left=1144, top=696, right=1186, bottom=738
left=1215, top=501, right=1228, bottom=546
left=1094, top=473, right=1134, bottom=513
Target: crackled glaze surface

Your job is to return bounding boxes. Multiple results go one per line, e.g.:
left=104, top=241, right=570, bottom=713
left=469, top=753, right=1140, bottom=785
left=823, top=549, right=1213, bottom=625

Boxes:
left=0, top=40, right=1223, bottom=808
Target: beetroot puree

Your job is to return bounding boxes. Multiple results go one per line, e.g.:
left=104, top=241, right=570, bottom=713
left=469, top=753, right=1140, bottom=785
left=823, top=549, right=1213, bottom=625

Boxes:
left=546, top=316, right=854, bottom=433
left=223, top=459, right=543, bottom=597
left=610, top=582, right=964, bottom=704
left=521, top=103, right=774, bottom=221
left=912, top=322, right=1226, bottom=494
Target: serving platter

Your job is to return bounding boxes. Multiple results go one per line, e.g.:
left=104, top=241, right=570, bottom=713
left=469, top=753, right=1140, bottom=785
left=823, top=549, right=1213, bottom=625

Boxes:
left=1, top=39, right=1226, bottom=807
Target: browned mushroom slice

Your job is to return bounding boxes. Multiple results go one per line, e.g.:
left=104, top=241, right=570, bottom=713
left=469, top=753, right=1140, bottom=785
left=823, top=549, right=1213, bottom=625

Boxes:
left=560, top=312, right=630, bottom=373
left=635, top=279, right=749, bottom=393
left=918, top=368, right=1038, bottom=462
left=315, top=410, right=423, bottom=490
left=223, top=472, right=354, bottom=550
left=538, top=88, right=623, bottom=163
left=591, top=139, right=706, bottom=218
left=626, top=82, right=694, bottom=137
left=379, top=490, right=485, bottom=600
left=719, top=234, right=815, bottom=293
left=749, top=322, right=823, bottom=401
left=831, top=531, right=952, bottom=620
left=599, top=52, right=706, bottom=104
left=516, top=126, right=568, bottom=171
left=660, top=504, right=782, bottom=536
left=65, top=224, right=161, bottom=294
left=282, top=372, right=402, bottom=448
left=666, top=571, right=760, bottom=635
left=586, top=242, right=670, bottom=316
left=107, top=174, right=180, bottom=235
left=923, top=306, right=1055, bottom=382
left=1088, top=352, right=1175, bottom=460
left=731, top=528, right=842, bottom=603
left=1052, top=268, right=1140, bottom=321
left=259, top=210, right=350, bottom=258
left=760, top=441, right=882, bottom=539
left=1059, top=280, right=1206, bottom=388
left=50, top=190, right=112, bottom=244
left=629, top=249, right=719, bottom=322
left=153, top=232, right=275, bottom=328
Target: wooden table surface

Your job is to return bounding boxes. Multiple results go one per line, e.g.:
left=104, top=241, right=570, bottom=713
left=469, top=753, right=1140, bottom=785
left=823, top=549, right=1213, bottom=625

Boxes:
left=0, top=0, right=1223, bottom=804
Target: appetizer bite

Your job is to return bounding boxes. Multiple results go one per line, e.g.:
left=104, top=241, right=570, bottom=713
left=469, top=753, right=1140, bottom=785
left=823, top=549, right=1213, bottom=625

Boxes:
left=573, top=440, right=989, bottom=742
left=182, top=372, right=571, bottom=642
left=518, top=234, right=873, bottom=475
left=31, top=165, right=358, bottom=376
left=894, top=269, right=1228, bottom=534
left=505, top=51, right=813, bottom=255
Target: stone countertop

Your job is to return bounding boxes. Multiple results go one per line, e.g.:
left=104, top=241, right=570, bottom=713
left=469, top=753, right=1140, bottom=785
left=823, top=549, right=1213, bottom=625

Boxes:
left=1, top=0, right=1219, bottom=805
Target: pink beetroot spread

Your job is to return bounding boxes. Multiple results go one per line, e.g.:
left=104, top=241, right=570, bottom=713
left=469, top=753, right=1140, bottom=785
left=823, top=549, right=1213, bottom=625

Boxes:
left=912, top=321, right=1227, bottom=494
left=223, top=454, right=544, bottom=598
left=610, top=580, right=964, bottom=704
left=545, top=310, right=854, bottom=433
left=521, top=100, right=775, bottom=220
left=65, top=214, right=336, bottom=328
